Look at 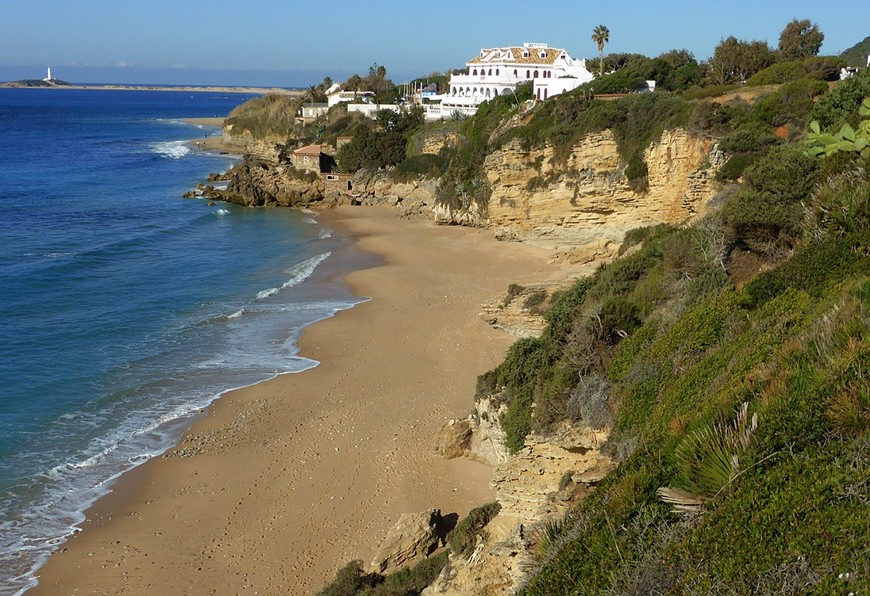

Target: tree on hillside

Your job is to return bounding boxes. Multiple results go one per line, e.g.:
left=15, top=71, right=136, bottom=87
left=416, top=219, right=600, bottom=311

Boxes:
left=346, top=74, right=362, bottom=99
left=592, top=25, right=610, bottom=77
left=778, top=19, right=824, bottom=60
left=708, top=36, right=775, bottom=84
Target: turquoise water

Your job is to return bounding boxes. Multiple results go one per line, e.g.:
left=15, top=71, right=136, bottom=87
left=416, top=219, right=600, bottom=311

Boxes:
left=0, top=89, right=366, bottom=593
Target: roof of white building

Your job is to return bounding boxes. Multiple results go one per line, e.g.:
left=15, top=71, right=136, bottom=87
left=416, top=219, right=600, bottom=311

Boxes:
left=468, top=44, right=571, bottom=66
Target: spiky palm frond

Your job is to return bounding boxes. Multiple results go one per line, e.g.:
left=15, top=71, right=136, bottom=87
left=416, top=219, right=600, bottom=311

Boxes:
left=659, top=402, right=758, bottom=514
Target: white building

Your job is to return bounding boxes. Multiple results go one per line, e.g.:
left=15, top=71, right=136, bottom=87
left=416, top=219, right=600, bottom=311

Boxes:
left=326, top=83, right=376, bottom=108
left=429, top=43, right=594, bottom=119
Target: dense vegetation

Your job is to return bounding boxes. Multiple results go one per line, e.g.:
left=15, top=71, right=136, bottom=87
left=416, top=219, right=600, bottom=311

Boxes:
left=467, top=72, right=869, bottom=594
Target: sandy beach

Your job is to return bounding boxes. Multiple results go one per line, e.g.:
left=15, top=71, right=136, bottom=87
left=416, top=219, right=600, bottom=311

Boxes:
left=183, top=118, right=246, bottom=155
left=31, top=206, right=560, bottom=595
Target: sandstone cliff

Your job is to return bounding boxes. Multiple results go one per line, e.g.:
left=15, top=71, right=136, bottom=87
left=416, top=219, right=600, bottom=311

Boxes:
left=214, top=124, right=722, bottom=268
left=436, top=128, right=723, bottom=258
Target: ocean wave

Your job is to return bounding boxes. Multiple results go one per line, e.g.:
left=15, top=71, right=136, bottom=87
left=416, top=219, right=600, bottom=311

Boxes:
left=318, top=228, right=333, bottom=239
left=255, top=252, right=332, bottom=301
left=149, top=140, right=190, bottom=159
left=215, top=208, right=230, bottom=216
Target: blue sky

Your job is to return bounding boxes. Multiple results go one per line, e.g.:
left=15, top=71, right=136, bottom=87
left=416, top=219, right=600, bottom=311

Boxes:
left=1, top=0, right=867, bottom=87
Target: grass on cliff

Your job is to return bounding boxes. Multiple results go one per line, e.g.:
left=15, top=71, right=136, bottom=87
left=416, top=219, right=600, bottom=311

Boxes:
left=472, top=86, right=869, bottom=591
left=225, top=93, right=300, bottom=141
left=317, top=552, right=448, bottom=596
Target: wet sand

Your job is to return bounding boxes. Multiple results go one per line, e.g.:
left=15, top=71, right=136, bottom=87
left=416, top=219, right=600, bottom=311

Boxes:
left=31, top=206, right=559, bottom=595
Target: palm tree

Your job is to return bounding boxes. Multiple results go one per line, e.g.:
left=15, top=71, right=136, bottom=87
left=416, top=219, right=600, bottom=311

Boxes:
left=592, top=25, right=610, bottom=77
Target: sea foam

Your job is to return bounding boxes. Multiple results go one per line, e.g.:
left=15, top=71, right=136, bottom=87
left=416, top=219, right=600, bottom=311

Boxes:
left=256, top=252, right=332, bottom=300
left=149, top=140, right=191, bottom=159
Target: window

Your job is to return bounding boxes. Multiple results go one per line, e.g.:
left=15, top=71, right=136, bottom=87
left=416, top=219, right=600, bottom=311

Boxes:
left=534, top=70, right=539, bottom=78
left=496, top=68, right=499, bottom=76
left=472, top=69, right=477, bottom=75
left=526, top=70, right=530, bottom=78
left=513, top=69, right=517, bottom=77
left=488, top=68, right=492, bottom=75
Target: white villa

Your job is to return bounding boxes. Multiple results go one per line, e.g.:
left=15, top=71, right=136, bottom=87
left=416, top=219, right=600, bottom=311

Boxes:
left=428, top=43, right=594, bottom=119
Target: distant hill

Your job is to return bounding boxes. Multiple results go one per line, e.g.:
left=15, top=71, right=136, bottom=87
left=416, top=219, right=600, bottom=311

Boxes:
left=840, top=36, right=870, bottom=67
left=0, top=79, right=72, bottom=88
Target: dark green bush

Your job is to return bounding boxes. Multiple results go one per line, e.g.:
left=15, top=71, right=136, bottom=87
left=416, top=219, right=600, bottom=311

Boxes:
left=722, top=188, right=804, bottom=253
left=753, top=78, right=829, bottom=126
left=718, top=125, right=778, bottom=154
left=811, top=68, right=870, bottom=129
left=447, top=503, right=501, bottom=558
left=391, top=153, right=448, bottom=182
left=744, top=144, right=818, bottom=202
left=715, top=153, right=757, bottom=181
left=746, top=56, right=845, bottom=85
left=366, top=552, right=448, bottom=596
left=599, top=296, right=643, bottom=342
left=318, top=560, right=383, bottom=595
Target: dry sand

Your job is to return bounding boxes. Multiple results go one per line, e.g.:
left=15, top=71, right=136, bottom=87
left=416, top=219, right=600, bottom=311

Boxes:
left=31, top=206, right=563, bottom=595
left=184, top=118, right=246, bottom=155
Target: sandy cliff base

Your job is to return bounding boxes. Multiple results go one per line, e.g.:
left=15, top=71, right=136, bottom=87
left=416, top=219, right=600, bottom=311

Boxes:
left=31, top=206, right=558, bottom=595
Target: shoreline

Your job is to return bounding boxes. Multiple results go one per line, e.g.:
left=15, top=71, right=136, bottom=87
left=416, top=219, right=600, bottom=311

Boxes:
left=182, top=117, right=247, bottom=155
left=30, top=205, right=560, bottom=594
left=0, top=83, right=303, bottom=95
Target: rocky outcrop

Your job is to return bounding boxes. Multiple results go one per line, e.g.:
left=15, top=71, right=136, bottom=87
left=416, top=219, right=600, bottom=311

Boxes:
left=435, top=128, right=723, bottom=259
left=482, top=129, right=722, bottom=247
left=425, top=420, right=614, bottom=595
left=491, top=423, right=613, bottom=521
left=219, top=156, right=333, bottom=207
left=371, top=509, right=448, bottom=573
left=351, top=175, right=439, bottom=217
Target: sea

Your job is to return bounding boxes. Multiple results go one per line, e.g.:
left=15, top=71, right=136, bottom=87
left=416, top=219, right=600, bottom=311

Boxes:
left=0, top=88, right=369, bottom=594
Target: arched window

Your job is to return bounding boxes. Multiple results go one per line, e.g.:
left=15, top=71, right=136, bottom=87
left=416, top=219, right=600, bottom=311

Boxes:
left=536, top=89, right=541, bottom=100
left=488, top=68, right=492, bottom=76
left=472, top=69, right=477, bottom=75
left=544, top=89, right=548, bottom=99
left=534, top=70, right=539, bottom=78
left=526, top=70, right=530, bottom=78
left=496, top=69, right=499, bottom=76
left=513, top=69, right=517, bottom=77
left=486, top=88, right=491, bottom=97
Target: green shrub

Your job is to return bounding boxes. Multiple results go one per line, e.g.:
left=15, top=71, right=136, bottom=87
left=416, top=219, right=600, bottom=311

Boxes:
left=722, top=144, right=819, bottom=253
left=753, top=78, right=829, bottom=127
left=317, top=560, right=382, bottom=595
left=722, top=188, right=804, bottom=253
left=718, top=124, right=778, bottom=154
left=745, top=144, right=819, bottom=201
left=226, top=93, right=300, bottom=140
left=746, top=56, right=845, bottom=85
left=366, top=552, right=448, bottom=596
left=390, top=153, right=448, bottom=182
left=522, top=289, right=548, bottom=313
left=715, top=153, right=756, bottom=181
left=447, top=503, right=501, bottom=558
left=811, top=68, right=870, bottom=129
left=599, top=296, right=642, bottom=342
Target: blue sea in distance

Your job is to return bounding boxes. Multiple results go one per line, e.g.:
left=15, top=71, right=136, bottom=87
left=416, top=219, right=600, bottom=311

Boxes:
left=0, top=88, right=366, bottom=594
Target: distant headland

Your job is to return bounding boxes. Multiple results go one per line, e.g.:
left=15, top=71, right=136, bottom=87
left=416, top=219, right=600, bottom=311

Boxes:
left=0, top=67, right=302, bottom=94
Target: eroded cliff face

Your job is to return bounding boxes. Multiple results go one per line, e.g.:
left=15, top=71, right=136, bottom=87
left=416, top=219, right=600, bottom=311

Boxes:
left=436, top=128, right=723, bottom=259
left=426, top=413, right=613, bottom=596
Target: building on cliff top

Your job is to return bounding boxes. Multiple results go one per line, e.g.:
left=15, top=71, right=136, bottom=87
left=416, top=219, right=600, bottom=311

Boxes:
left=326, top=83, right=376, bottom=108
left=426, top=43, right=594, bottom=119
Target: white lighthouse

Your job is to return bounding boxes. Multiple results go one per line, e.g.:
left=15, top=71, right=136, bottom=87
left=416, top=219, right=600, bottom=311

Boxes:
left=43, top=67, right=53, bottom=83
